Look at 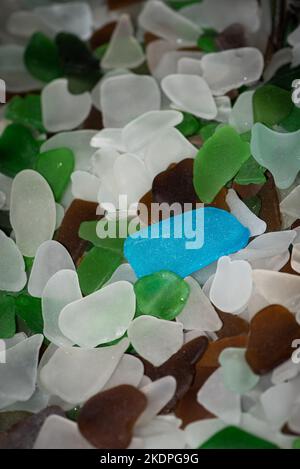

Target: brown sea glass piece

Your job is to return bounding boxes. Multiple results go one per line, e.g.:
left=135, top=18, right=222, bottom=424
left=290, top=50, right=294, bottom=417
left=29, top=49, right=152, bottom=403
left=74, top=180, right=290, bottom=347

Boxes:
left=208, top=187, right=229, bottom=212
left=232, top=182, right=264, bottom=200
left=107, top=0, right=143, bottom=10
left=216, top=24, right=247, bottom=50
left=56, top=199, right=99, bottom=264
left=78, top=385, right=147, bottom=449
left=258, top=174, right=282, bottom=232
left=152, top=159, right=200, bottom=210
left=198, top=335, right=248, bottom=368
left=0, top=406, right=64, bottom=449
left=245, top=305, right=300, bottom=375
left=139, top=336, right=208, bottom=413
left=216, top=311, right=250, bottom=339
left=175, top=366, right=217, bottom=427
left=90, top=22, right=117, bottom=50
left=82, top=106, right=103, bottom=130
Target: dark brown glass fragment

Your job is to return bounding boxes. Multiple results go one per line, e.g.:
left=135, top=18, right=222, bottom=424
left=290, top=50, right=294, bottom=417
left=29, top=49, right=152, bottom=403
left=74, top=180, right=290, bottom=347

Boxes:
left=232, top=182, right=264, bottom=200
left=216, top=311, right=250, bottom=339
left=258, top=174, right=282, bottom=232
left=90, top=22, right=117, bottom=50
left=0, top=406, right=64, bottom=449
left=208, top=187, right=229, bottom=212
left=139, top=336, right=208, bottom=413
left=198, top=335, right=248, bottom=368
left=78, top=385, right=147, bottom=449
left=56, top=199, right=99, bottom=264
left=216, top=24, right=247, bottom=50
left=245, top=305, right=300, bottom=375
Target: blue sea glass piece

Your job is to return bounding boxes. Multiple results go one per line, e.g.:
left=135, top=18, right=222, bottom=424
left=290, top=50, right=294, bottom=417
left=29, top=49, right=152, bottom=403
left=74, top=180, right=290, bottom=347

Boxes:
left=124, top=207, right=250, bottom=278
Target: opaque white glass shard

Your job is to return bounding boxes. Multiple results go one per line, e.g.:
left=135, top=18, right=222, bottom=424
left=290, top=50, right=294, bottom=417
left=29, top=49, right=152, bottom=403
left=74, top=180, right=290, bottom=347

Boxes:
left=10, top=170, right=56, bottom=257
left=162, top=74, right=217, bottom=119
left=59, top=282, right=135, bottom=348
left=139, top=0, right=200, bottom=45
left=252, top=270, right=300, bottom=311
left=42, top=79, right=92, bottom=133
left=90, top=128, right=125, bottom=152
left=28, top=241, right=75, bottom=298
left=122, top=110, right=183, bottom=154
left=229, top=90, right=255, bottom=133
left=0, top=230, right=26, bottom=292
left=113, top=154, right=151, bottom=206
left=146, top=39, right=178, bottom=75
left=215, top=96, right=232, bottom=123
left=271, top=359, right=300, bottom=385
left=41, top=130, right=97, bottom=172
left=226, top=189, right=266, bottom=237
left=39, top=338, right=129, bottom=404
left=184, top=419, right=226, bottom=449
left=101, top=14, right=144, bottom=70
left=144, top=127, right=196, bottom=178
left=103, top=354, right=144, bottom=390
left=210, top=256, right=253, bottom=314
left=42, top=269, right=82, bottom=347
left=291, top=243, right=300, bottom=274
left=176, top=277, right=222, bottom=332
left=280, top=185, right=300, bottom=218
left=71, top=171, right=101, bottom=203
left=90, top=147, right=120, bottom=179
left=101, top=74, right=161, bottom=128
left=0, top=45, right=43, bottom=92
left=34, top=415, right=93, bottom=449
left=105, top=263, right=137, bottom=286
left=180, top=0, right=260, bottom=33
left=260, top=381, right=300, bottom=428
left=201, top=48, right=264, bottom=96
left=288, top=404, right=300, bottom=434
left=128, top=316, right=183, bottom=367
left=153, top=50, right=203, bottom=81
left=0, top=335, right=43, bottom=410
left=177, top=57, right=203, bottom=75
left=137, top=376, right=177, bottom=426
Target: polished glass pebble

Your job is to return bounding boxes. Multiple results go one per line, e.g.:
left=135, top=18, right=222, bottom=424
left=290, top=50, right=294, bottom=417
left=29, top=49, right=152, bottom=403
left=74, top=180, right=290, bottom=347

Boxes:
left=36, top=148, right=74, bottom=202
left=234, top=155, right=266, bottom=186
left=259, top=175, right=282, bottom=232
left=251, top=123, right=300, bottom=190
left=216, top=311, right=249, bottom=339
left=245, top=305, right=300, bottom=375
left=152, top=159, right=199, bottom=210
left=253, top=84, right=293, bottom=127
left=24, top=32, right=63, bottom=83
left=226, top=189, right=266, bottom=237
left=42, top=79, right=92, bottom=133
left=229, top=90, right=254, bottom=134
left=39, top=338, right=129, bottom=404
left=201, top=48, right=264, bottom=96
left=101, top=14, right=144, bottom=70
left=77, top=246, right=123, bottom=296
left=42, top=269, right=82, bottom=347
left=5, top=95, right=44, bottom=133
left=28, top=240, right=75, bottom=298
left=134, top=271, right=190, bottom=320
left=0, top=230, right=26, bottom=293
left=0, top=406, right=64, bottom=450
left=128, top=316, right=184, bottom=366
left=71, top=171, right=100, bottom=203
left=200, top=426, right=278, bottom=449
left=122, top=110, right=183, bottom=155
left=176, top=277, right=222, bottom=331
left=0, top=124, right=40, bottom=178
left=137, top=376, right=177, bottom=426
left=219, top=348, right=259, bottom=394
left=78, top=385, right=147, bottom=449
left=280, top=185, right=300, bottom=219
left=33, top=415, right=92, bottom=449
left=56, top=199, right=98, bottom=263
left=198, top=335, right=248, bottom=368
left=139, top=0, right=200, bottom=44
left=210, top=256, right=252, bottom=314
left=161, top=74, right=217, bottom=119
left=0, top=293, right=16, bottom=338
left=80, top=220, right=125, bottom=255
left=144, top=128, right=197, bottom=178
left=0, top=335, right=43, bottom=410
left=59, top=281, right=135, bottom=348
left=193, top=126, right=251, bottom=203
left=141, top=336, right=208, bottom=413
left=176, top=112, right=201, bottom=137
left=10, top=170, right=56, bottom=257
left=125, top=207, right=250, bottom=278
left=101, top=74, right=160, bottom=128
left=103, top=354, right=143, bottom=391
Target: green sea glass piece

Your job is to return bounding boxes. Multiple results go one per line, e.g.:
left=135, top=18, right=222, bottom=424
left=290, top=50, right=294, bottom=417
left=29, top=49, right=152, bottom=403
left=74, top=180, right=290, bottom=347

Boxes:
left=79, top=219, right=130, bottom=256
left=219, top=347, right=259, bottom=394
left=269, top=63, right=300, bottom=90
left=0, top=124, right=40, bottom=177
left=244, top=196, right=262, bottom=216
left=199, top=122, right=219, bottom=141
left=77, top=246, right=123, bottom=296
left=251, top=123, right=300, bottom=189
left=134, top=270, right=190, bottom=321
left=234, top=155, right=266, bottom=185
left=200, top=426, right=279, bottom=449
left=0, top=293, right=16, bottom=338
left=5, top=95, right=45, bottom=133
left=14, top=293, right=44, bottom=334
left=176, top=112, right=201, bottom=137
left=253, top=84, right=293, bottom=127
left=55, top=33, right=101, bottom=93
left=281, top=105, right=300, bottom=132
left=24, top=32, right=63, bottom=83
left=197, top=29, right=218, bottom=52
left=35, top=148, right=74, bottom=202
left=194, top=125, right=251, bottom=203
left=293, top=438, right=300, bottom=449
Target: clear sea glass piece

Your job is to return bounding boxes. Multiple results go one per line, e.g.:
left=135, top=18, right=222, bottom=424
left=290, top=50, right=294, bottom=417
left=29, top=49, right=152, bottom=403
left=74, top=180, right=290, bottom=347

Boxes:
left=0, top=229, right=26, bottom=292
